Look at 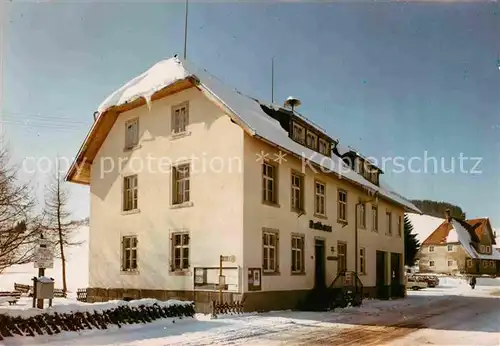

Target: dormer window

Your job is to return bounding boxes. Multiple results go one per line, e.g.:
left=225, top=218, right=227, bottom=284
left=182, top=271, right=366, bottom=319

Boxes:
left=318, top=138, right=329, bottom=156
left=306, top=131, right=317, bottom=150
left=292, top=122, right=305, bottom=144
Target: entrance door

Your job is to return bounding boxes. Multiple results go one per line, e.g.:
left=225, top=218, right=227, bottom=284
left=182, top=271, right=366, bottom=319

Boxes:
left=315, top=239, right=326, bottom=288
left=376, top=251, right=387, bottom=285
left=391, top=253, right=401, bottom=285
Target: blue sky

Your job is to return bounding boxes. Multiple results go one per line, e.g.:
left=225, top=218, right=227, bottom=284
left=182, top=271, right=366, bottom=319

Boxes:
left=2, top=2, right=500, bottom=226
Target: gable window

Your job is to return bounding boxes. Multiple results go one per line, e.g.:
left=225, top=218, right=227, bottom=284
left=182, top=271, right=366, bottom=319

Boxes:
left=262, top=162, right=278, bottom=204
left=314, top=181, right=326, bottom=216
left=386, top=211, right=392, bottom=235
left=306, top=131, right=317, bottom=150
left=318, top=138, right=329, bottom=156
left=447, top=245, right=454, bottom=252
left=397, top=216, right=402, bottom=237
left=292, top=122, right=305, bottom=144
left=338, top=189, right=347, bottom=223
left=123, top=175, right=138, bottom=211
left=337, top=242, right=347, bottom=273
left=171, top=232, right=189, bottom=271
left=291, top=172, right=304, bottom=211
left=121, top=235, right=138, bottom=272
left=291, top=234, right=305, bottom=274
left=359, top=204, right=366, bottom=229
left=429, top=260, right=435, bottom=267
left=359, top=248, right=366, bottom=274
left=263, top=229, right=279, bottom=274
left=480, top=245, right=485, bottom=253
left=429, top=246, right=435, bottom=252
left=125, top=118, right=139, bottom=150
left=372, top=206, right=378, bottom=232
left=467, top=259, right=473, bottom=268
left=172, top=164, right=190, bottom=204
left=172, top=102, right=189, bottom=134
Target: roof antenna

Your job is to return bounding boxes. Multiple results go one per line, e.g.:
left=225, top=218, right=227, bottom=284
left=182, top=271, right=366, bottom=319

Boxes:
left=183, top=0, right=189, bottom=59
left=271, top=56, right=275, bottom=104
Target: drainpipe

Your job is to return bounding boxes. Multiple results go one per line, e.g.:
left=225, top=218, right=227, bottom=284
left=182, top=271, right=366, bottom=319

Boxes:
left=355, top=192, right=379, bottom=278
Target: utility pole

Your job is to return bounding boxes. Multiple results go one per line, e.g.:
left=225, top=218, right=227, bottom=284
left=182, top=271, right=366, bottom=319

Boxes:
left=183, top=0, right=189, bottom=59
left=271, top=56, right=275, bottom=103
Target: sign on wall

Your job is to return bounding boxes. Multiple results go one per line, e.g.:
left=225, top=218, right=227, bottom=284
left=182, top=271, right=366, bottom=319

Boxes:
left=247, top=268, right=261, bottom=291
left=34, top=239, right=54, bottom=269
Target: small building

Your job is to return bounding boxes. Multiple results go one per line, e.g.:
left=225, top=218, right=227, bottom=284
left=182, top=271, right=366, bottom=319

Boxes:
left=66, top=56, right=420, bottom=312
left=418, top=212, right=500, bottom=276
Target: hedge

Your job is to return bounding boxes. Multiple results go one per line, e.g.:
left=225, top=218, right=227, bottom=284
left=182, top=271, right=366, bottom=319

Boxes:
left=0, top=300, right=195, bottom=340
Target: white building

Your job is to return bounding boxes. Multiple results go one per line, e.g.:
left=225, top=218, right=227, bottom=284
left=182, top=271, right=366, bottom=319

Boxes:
left=67, top=56, right=420, bottom=311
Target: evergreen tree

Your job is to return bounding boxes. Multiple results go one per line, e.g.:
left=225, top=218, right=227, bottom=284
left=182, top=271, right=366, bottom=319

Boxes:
left=404, top=214, right=420, bottom=266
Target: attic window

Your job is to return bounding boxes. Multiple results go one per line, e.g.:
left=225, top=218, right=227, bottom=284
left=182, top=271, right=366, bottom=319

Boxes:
left=292, top=122, right=305, bottom=144
left=318, top=138, right=329, bottom=156
left=306, top=131, right=317, bottom=150
left=125, top=118, right=139, bottom=149
left=172, top=102, right=189, bottom=134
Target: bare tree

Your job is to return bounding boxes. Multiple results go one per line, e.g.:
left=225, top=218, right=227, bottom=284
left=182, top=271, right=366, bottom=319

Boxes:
left=0, top=146, right=43, bottom=273
left=43, top=167, right=82, bottom=294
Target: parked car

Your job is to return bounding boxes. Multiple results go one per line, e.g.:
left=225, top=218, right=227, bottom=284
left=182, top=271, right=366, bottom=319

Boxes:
left=416, top=275, right=439, bottom=287
left=406, top=275, right=428, bottom=290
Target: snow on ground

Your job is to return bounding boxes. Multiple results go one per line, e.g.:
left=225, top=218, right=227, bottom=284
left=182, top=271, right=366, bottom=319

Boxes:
left=1, top=275, right=499, bottom=345
left=0, top=226, right=89, bottom=295
left=406, top=212, right=444, bottom=244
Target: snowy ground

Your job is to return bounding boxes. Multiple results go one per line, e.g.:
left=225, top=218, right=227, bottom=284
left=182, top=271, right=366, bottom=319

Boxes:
left=1, top=276, right=499, bottom=345
left=0, top=226, right=89, bottom=296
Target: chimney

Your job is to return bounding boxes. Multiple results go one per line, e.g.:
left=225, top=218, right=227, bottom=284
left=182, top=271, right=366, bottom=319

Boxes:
left=445, top=209, right=451, bottom=222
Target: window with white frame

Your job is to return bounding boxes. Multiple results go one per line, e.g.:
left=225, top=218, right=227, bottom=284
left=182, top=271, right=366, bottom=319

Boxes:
left=359, top=248, right=366, bottom=274
left=121, top=235, right=138, bottom=271
left=386, top=211, right=392, bottom=235
left=429, top=260, right=435, bottom=267
left=172, top=102, right=189, bottom=134
left=123, top=175, right=138, bottom=211
left=291, top=235, right=305, bottom=274
left=397, top=215, right=402, bottom=237
left=372, top=206, right=378, bottom=232
left=292, top=122, right=305, bottom=143
left=262, top=162, right=278, bottom=204
left=359, top=204, right=366, bottom=229
left=338, top=189, right=347, bottom=222
left=314, top=181, right=326, bottom=216
left=172, top=164, right=190, bottom=204
left=125, top=118, right=139, bottom=149
left=171, top=232, right=189, bottom=271
left=447, top=244, right=454, bottom=252
left=429, top=246, right=435, bottom=252
left=337, top=242, right=347, bottom=273
left=480, top=244, right=485, bottom=253
left=306, top=131, right=317, bottom=150
left=263, top=230, right=279, bottom=273
left=291, top=172, right=304, bottom=211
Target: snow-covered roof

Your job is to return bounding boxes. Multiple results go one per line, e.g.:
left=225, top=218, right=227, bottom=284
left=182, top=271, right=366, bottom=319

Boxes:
left=406, top=213, right=446, bottom=244
left=450, top=219, right=500, bottom=260
left=95, top=56, right=420, bottom=213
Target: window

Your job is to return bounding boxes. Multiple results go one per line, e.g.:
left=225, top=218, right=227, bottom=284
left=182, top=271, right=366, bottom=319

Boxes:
left=372, top=206, right=378, bottom=232
left=480, top=245, right=485, bottom=253
left=489, top=260, right=495, bottom=268
left=262, top=162, right=278, bottom=204
left=386, top=211, right=392, bottom=235
left=171, top=232, right=189, bottom=271
left=292, top=122, right=305, bottom=143
left=338, top=189, right=347, bottom=222
left=429, top=260, right=435, bottom=267
left=172, top=164, right=190, bottom=204
left=306, top=131, right=317, bottom=150
left=359, top=248, right=366, bottom=274
left=467, top=259, right=473, bottom=268
left=314, top=181, right=326, bottom=216
left=172, top=102, right=189, bottom=134
left=397, top=216, right=402, bottom=237
left=486, top=245, right=491, bottom=253
left=447, top=245, right=454, bottom=252
left=291, top=172, right=304, bottom=211
left=125, top=118, right=139, bottom=149
left=121, top=236, right=138, bottom=271
left=429, top=246, right=435, bottom=252
left=447, top=260, right=454, bottom=267
left=337, top=242, right=347, bottom=273
left=291, top=235, right=305, bottom=274
left=482, top=260, right=489, bottom=268
left=319, top=138, right=329, bottom=156
left=359, top=204, right=366, bottom=228
left=263, top=230, right=279, bottom=273
left=123, top=175, right=138, bottom=211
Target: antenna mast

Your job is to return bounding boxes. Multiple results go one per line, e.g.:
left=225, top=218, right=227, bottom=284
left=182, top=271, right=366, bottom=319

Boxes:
left=183, top=0, right=189, bottom=59
left=271, top=56, right=275, bottom=103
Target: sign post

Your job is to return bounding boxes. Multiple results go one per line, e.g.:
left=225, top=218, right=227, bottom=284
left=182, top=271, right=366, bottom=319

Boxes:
left=218, top=255, right=236, bottom=303
left=33, top=235, right=53, bottom=309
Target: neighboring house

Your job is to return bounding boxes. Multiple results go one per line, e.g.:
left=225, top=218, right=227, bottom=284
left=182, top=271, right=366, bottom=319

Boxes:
left=418, top=212, right=500, bottom=275
left=66, top=56, right=420, bottom=312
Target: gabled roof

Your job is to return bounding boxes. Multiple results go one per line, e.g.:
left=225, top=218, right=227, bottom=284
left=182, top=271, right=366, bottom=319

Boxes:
left=449, top=219, right=500, bottom=260
left=65, top=56, right=420, bottom=213
left=422, top=217, right=493, bottom=246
